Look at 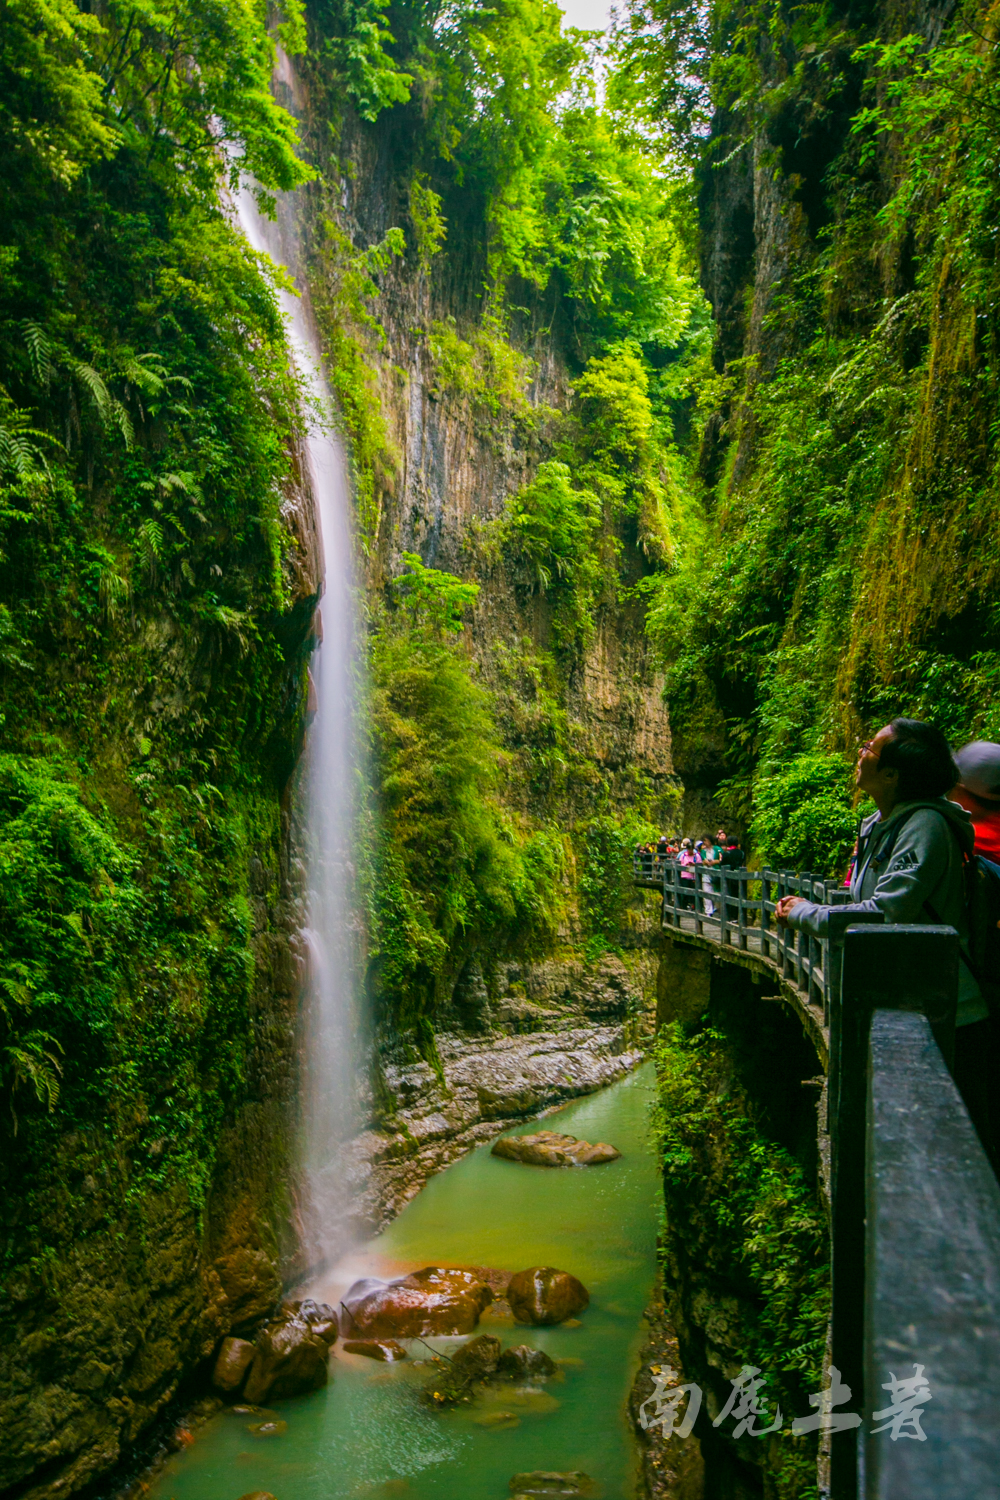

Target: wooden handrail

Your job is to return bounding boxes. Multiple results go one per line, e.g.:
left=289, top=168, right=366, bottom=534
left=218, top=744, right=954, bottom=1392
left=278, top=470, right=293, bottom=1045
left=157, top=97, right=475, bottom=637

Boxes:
left=634, top=851, right=1000, bottom=1499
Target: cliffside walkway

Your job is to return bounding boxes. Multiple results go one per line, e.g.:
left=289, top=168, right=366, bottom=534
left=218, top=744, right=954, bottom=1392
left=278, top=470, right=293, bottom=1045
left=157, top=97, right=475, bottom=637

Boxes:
left=634, top=854, right=1000, bottom=1500
left=633, top=853, right=854, bottom=1022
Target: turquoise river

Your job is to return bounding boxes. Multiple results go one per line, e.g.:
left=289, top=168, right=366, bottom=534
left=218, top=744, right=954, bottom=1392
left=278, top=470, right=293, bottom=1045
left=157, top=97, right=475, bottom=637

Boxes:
left=150, top=1061, right=660, bottom=1500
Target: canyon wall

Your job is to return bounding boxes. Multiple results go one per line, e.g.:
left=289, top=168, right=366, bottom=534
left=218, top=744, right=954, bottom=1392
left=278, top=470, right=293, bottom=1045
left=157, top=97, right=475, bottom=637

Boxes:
left=0, top=46, right=674, bottom=1500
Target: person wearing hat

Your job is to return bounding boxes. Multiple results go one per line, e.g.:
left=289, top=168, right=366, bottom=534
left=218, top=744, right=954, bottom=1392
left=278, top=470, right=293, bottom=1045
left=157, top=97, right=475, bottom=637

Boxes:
left=951, top=741, right=1000, bottom=861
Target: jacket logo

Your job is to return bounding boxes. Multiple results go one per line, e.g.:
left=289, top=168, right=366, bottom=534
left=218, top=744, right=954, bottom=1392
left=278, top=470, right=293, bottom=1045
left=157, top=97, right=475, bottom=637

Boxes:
left=886, top=850, right=919, bottom=875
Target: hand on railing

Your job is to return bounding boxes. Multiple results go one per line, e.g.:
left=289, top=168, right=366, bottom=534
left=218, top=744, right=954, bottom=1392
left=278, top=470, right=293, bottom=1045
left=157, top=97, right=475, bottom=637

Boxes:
left=775, top=894, right=805, bottom=927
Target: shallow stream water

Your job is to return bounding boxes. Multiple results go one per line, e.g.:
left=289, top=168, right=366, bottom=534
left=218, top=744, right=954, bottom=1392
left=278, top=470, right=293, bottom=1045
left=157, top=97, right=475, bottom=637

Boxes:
left=152, top=1061, right=659, bottom=1500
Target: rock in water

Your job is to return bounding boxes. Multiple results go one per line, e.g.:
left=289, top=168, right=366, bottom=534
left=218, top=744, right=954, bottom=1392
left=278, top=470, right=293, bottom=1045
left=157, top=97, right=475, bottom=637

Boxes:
left=242, top=1313, right=330, bottom=1403
left=343, top=1266, right=493, bottom=1337
left=491, top=1131, right=620, bottom=1167
left=247, top=1420, right=288, bottom=1437
left=498, top=1344, right=557, bottom=1378
left=294, top=1297, right=340, bottom=1344
left=342, top=1339, right=407, bottom=1361
left=212, top=1336, right=256, bottom=1394
left=507, top=1268, right=589, bottom=1326
left=509, top=1475, right=597, bottom=1497
left=450, top=1333, right=502, bottom=1382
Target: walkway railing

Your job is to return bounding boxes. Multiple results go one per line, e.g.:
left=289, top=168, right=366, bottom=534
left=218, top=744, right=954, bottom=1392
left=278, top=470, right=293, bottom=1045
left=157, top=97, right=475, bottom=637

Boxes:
left=632, top=852, right=857, bottom=1018
left=634, top=854, right=1000, bottom=1500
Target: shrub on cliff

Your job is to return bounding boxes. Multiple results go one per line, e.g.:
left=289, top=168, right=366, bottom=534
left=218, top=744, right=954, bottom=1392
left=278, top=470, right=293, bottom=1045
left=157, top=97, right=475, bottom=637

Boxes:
left=364, top=558, right=562, bottom=1033
left=751, top=753, right=858, bottom=877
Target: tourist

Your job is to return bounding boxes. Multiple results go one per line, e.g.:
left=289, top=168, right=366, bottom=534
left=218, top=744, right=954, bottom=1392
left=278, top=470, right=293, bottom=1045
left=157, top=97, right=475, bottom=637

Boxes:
left=776, top=718, right=994, bottom=1162
left=700, top=832, right=722, bottom=916
left=677, top=837, right=700, bottom=910
left=951, top=741, right=1000, bottom=862
left=720, top=834, right=745, bottom=869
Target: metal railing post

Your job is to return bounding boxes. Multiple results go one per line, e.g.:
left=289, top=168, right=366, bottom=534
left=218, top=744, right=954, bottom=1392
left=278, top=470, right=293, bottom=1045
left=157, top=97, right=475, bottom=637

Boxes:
left=830, top=923, right=957, bottom=1500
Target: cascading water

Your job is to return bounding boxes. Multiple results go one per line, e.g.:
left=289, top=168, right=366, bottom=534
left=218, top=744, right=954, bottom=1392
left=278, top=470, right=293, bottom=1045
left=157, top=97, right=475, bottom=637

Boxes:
left=236, top=170, right=362, bottom=1272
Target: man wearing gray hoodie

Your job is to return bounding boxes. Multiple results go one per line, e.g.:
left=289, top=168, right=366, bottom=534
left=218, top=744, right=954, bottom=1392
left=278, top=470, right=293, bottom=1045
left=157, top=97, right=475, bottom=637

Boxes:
left=776, top=718, right=993, bottom=1160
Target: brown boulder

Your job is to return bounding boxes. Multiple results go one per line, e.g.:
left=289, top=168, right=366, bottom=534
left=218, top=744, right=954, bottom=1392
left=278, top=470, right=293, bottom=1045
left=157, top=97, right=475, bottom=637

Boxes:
left=343, top=1339, right=407, bottom=1361
left=508, top=1269, right=589, bottom=1326
left=212, top=1336, right=256, bottom=1394
left=451, top=1333, right=502, bottom=1383
left=242, top=1314, right=330, bottom=1404
left=236, top=1493, right=279, bottom=1500
left=498, top=1344, right=557, bottom=1379
left=343, top=1266, right=493, bottom=1338
left=491, top=1132, right=620, bottom=1167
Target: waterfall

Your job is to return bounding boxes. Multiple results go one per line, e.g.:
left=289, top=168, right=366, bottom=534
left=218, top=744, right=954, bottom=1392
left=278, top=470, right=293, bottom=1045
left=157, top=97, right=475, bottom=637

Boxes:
left=235, top=181, right=362, bottom=1272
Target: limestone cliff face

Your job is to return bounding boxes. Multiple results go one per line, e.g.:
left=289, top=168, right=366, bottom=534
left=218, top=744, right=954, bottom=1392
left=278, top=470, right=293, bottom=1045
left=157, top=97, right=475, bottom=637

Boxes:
left=289, top=93, right=675, bottom=815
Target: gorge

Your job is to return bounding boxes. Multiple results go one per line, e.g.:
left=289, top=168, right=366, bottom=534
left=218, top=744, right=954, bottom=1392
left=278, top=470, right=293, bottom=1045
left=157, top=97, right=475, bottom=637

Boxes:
left=3, top=0, right=1000, bottom=1497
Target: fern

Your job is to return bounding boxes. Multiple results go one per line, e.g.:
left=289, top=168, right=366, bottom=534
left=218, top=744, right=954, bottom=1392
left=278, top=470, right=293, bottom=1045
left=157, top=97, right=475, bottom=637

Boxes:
left=135, top=518, right=163, bottom=578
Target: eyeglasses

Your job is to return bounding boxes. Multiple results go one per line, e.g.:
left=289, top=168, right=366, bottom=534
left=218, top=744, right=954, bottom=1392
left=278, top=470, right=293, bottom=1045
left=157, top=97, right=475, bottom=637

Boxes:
left=858, top=739, right=875, bottom=756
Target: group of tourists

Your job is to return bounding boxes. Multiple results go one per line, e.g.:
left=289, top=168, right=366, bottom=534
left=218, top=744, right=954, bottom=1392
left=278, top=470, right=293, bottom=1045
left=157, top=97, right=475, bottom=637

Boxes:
left=636, top=720, right=1000, bottom=1169
left=776, top=720, right=1000, bottom=1167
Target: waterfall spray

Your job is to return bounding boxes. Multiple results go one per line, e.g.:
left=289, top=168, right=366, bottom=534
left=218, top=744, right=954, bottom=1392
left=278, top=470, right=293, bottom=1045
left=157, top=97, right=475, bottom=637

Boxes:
left=236, top=181, right=362, bottom=1271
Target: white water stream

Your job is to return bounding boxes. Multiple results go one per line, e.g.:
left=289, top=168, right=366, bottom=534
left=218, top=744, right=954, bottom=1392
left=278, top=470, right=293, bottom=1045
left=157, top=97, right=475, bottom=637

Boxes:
left=236, top=179, right=361, bottom=1272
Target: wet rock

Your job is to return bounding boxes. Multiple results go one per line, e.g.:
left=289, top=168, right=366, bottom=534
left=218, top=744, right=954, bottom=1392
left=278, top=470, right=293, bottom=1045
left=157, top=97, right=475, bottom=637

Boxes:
left=212, top=1336, right=256, bottom=1394
left=491, top=1131, right=621, bottom=1167
left=501, top=1389, right=561, bottom=1413
left=236, top=1492, right=279, bottom=1500
left=451, top=957, right=493, bottom=1032
left=450, top=1333, right=501, bottom=1382
left=343, top=1266, right=493, bottom=1338
left=498, top=1344, right=557, bottom=1379
left=295, top=1297, right=340, bottom=1344
left=475, top=1409, right=520, bottom=1429
left=510, top=1474, right=597, bottom=1497
left=508, top=1268, right=589, bottom=1326
left=247, top=1419, right=288, bottom=1437
left=343, top=1339, right=407, bottom=1361
left=242, top=1313, right=330, bottom=1403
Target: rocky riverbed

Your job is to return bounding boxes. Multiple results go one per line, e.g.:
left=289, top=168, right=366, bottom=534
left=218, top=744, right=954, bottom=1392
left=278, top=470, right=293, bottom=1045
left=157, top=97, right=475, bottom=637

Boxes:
left=330, top=950, right=655, bottom=1234
left=352, top=1021, right=645, bottom=1230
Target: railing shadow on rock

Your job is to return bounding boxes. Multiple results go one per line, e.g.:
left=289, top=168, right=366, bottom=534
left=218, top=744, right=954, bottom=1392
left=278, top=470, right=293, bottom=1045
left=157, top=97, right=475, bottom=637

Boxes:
left=633, top=854, right=1000, bottom=1500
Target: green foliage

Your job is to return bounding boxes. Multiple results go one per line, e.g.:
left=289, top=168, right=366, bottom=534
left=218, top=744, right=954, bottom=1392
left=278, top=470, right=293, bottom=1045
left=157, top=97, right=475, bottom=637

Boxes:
left=507, top=461, right=601, bottom=652
left=310, top=220, right=407, bottom=546
left=365, top=569, right=562, bottom=1029
left=424, top=314, right=539, bottom=426
left=579, top=813, right=658, bottom=958
left=409, top=174, right=448, bottom=271
left=0, top=748, right=281, bottom=1213
left=313, top=0, right=413, bottom=120
left=623, top=0, right=1000, bottom=880
left=1, top=0, right=314, bottom=204
left=751, top=754, right=858, bottom=876
left=393, top=552, right=480, bottom=635
left=652, top=1022, right=829, bottom=1497
left=0, top=0, right=314, bottom=1232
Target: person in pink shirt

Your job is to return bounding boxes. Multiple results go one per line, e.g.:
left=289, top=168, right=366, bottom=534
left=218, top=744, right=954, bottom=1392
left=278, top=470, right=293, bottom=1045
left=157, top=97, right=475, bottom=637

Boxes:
left=676, top=837, right=700, bottom=909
